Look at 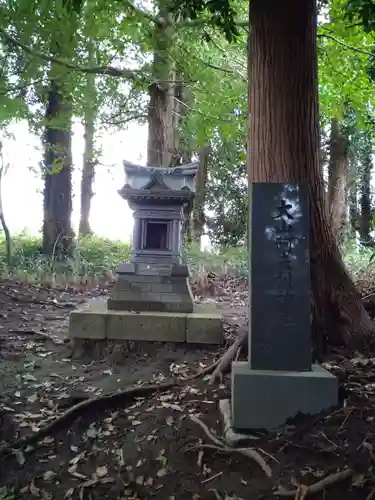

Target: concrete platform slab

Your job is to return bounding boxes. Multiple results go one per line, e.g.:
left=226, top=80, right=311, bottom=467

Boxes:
left=186, top=304, right=224, bottom=344
left=107, top=310, right=186, bottom=342
left=231, top=362, right=338, bottom=430
left=68, top=299, right=224, bottom=344
left=69, top=308, right=106, bottom=339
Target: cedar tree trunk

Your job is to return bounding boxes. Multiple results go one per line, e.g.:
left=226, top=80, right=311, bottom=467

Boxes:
left=248, top=0, right=372, bottom=347
left=191, top=146, right=209, bottom=244
left=147, top=0, right=175, bottom=167
left=79, top=87, right=96, bottom=236
left=327, top=118, right=348, bottom=243
left=358, top=136, right=373, bottom=245
left=43, top=80, right=74, bottom=257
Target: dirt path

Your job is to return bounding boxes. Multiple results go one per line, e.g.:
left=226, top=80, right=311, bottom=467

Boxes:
left=0, top=279, right=374, bottom=499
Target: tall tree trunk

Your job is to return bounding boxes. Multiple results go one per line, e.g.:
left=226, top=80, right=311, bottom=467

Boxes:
left=147, top=0, right=175, bottom=167
left=0, top=155, right=11, bottom=269
left=358, top=133, right=373, bottom=245
left=42, top=79, right=73, bottom=257
left=79, top=69, right=96, bottom=236
left=248, top=0, right=372, bottom=347
left=348, top=178, right=358, bottom=239
left=191, top=146, right=209, bottom=244
left=171, top=81, right=193, bottom=166
left=327, top=118, right=348, bottom=244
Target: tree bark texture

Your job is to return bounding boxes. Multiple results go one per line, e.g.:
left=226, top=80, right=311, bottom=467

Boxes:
left=42, top=79, right=74, bottom=257
left=79, top=71, right=96, bottom=236
left=0, top=163, right=11, bottom=269
left=248, top=0, right=372, bottom=347
left=191, top=146, right=209, bottom=244
left=327, top=118, right=348, bottom=244
left=358, top=134, right=373, bottom=245
left=147, top=1, right=175, bottom=167
left=348, top=177, right=358, bottom=239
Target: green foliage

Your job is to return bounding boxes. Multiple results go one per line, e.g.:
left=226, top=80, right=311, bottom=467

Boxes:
left=0, top=233, right=249, bottom=279
left=345, top=0, right=375, bottom=32
left=1, top=0, right=375, bottom=251
left=1, top=233, right=373, bottom=285
left=183, top=242, right=248, bottom=276
left=0, top=233, right=131, bottom=278
left=318, top=0, right=375, bottom=123
left=205, top=134, right=248, bottom=247
left=342, top=239, right=375, bottom=279
left=0, top=487, right=14, bottom=500
left=171, top=0, right=240, bottom=41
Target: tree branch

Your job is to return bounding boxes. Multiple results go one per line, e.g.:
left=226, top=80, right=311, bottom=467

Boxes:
left=317, top=32, right=374, bottom=58
left=101, top=113, right=148, bottom=126
left=176, top=17, right=248, bottom=30
left=123, top=0, right=157, bottom=24
left=0, top=28, right=142, bottom=80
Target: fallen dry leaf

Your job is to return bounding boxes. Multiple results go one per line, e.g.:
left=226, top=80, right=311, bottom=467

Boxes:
left=145, top=477, right=154, bottom=487
left=64, top=488, right=74, bottom=499
left=43, top=470, right=57, bottom=481
left=161, top=402, right=183, bottom=412
left=95, top=466, right=108, bottom=478
left=69, top=452, right=85, bottom=465
left=29, top=481, right=40, bottom=497
left=27, top=393, right=38, bottom=403
left=157, top=468, right=167, bottom=478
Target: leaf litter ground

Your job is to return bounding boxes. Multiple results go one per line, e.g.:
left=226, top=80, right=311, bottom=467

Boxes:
left=0, top=277, right=375, bottom=499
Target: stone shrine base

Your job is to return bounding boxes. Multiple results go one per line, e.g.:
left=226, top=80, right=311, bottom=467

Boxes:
left=69, top=299, right=223, bottom=344
left=231, top=362, right=338, bottom=430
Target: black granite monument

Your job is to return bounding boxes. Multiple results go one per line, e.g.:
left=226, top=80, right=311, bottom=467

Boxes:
left=231, top=183, right=338, bottom=430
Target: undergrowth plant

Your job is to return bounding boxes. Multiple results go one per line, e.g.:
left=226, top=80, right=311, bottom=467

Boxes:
left=0, top=232, right=372, bottom=286
left=0, top=233, right=248, bottom=283
left=0, top=487, right=14, bottom=500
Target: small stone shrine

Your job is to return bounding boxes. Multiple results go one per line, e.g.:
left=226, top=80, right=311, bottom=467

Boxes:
left=231, top=183, right=338, bottom=430
left=69, top=161, right=223, bottom=344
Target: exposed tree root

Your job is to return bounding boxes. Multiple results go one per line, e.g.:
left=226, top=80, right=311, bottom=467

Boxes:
left=0, top=327, right=249, bottom=457
left=209, top=328, right=248, bottom=384
left=189, top=414, right=272, bottom=479
left=274, top=468, right=353, bottom=497
left=183, top=357, right=221, bottom=381
left=0, top=380, right=178, bottom=456
left=5, top=329, right=62, bottom=345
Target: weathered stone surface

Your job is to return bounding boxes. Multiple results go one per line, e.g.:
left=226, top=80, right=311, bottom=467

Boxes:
left=107, top=311, right=186, bottom=342
left=69, top=309, right=106, bottom=339
left=68, top=299, right=224, bottom=344
left=231, top=362, right=338, bottom=430
left=108, top=263, right=194, bottom=313
left=250, top=183, right=311, bottom=371
left=119, top=162, right=198, bottom=265
left=116, top=262, right=136, bottom=274
left=186, top=305, right=224, bottom=344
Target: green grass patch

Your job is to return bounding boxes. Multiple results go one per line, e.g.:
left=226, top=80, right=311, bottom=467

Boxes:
left=0, top=232, right=372, bottom=283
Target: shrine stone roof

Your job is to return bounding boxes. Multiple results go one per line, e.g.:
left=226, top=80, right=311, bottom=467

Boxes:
left=118, top=160, right=199, bottom=205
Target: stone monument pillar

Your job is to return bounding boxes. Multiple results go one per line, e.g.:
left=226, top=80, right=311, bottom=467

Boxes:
left=68, top=161, right=223, bottom=344
left=231, top=183, right=338, bottom=430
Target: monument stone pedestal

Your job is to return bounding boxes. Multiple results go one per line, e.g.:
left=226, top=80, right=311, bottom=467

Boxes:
left=231, top=364, right=337, bottom=430
left=231, top=183, right=338, bottom=431
left=69, top=161, right=223, bottom=345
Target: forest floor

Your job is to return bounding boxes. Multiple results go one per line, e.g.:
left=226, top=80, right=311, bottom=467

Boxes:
left=0, top=278, right=375, bottom=499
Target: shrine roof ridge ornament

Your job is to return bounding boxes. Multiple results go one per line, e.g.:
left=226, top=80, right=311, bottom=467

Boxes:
left=123, top=160, right=199, bottom=177
left=121, top=160, right=199, bottom=197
